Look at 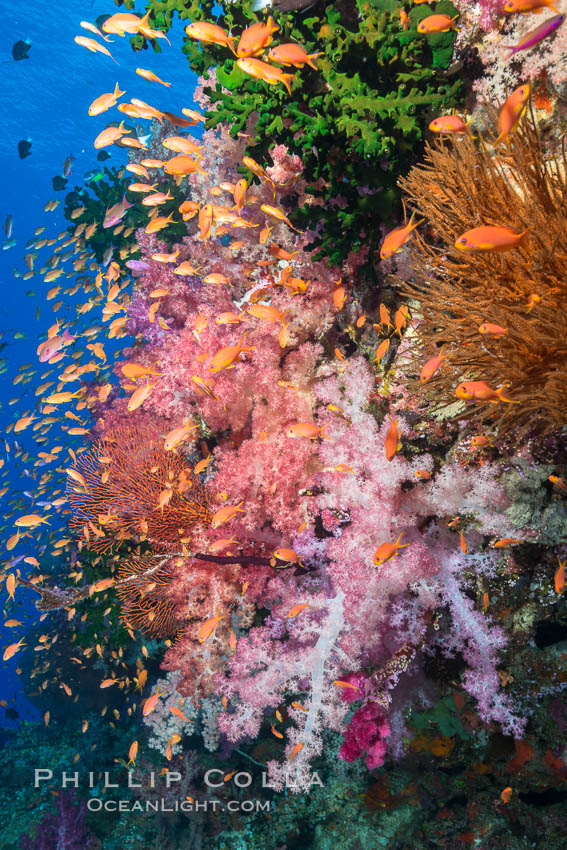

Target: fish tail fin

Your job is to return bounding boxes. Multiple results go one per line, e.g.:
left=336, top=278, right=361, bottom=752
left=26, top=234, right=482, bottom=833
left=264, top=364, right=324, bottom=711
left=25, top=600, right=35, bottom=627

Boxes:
left=407, top=211, right=425, bottom=232
left=450, top=14, right=459, bottom=29
left=319, top=423, right=334, bottom=441
left=496, top=386, right=519, bottom=404
left=308, top=52, right=323, bottom=69
left=281, top=74, right=294, bottom=96
left=227, top=37, right=238, bottom=57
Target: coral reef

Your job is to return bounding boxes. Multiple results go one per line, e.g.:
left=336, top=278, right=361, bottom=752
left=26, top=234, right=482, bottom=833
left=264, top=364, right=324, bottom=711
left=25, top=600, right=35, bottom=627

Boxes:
left=119, top=0, right=463, bottom=263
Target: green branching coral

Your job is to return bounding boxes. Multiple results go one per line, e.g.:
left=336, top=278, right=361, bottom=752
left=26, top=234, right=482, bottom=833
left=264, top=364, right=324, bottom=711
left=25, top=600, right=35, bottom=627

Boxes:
left=116, top=0, right=463, bottom=265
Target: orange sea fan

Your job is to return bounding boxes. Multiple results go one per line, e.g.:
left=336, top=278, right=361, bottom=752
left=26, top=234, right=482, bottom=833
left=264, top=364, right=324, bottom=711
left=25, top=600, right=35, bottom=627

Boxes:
left=116, top=555, right=182, bottom=639
left=398, top=106, right=567, bottom=436
left=67, top=425, right=212, bottom=553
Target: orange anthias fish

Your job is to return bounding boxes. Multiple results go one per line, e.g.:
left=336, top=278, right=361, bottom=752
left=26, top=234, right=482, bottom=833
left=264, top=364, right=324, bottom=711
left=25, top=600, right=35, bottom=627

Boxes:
left=287, top=602, right=310, bottom=618
left=384, top=415, right=401, bottom=461
left=142, top=689, right=165, bottom=717
left=15, top=514, right=50, bottom=527
left=289, top=742, right=304, bottom=760
left=549, top=475, right=567, bottom=493
left=272, top=548, right=305, bottom=567
left=260, top=204, right=302, bottom=232
left=127, top=379, right=156, bottom=412
left=504, top=0, right=558, bottom=13
left=127, top=740, right=138, bottom=766
left=555, top=559, right=565, bottom=594
left=164, top=155, right=206, bottom=176
left=198, top=613, right=223, bottom=642
left=267, top=43, right=322, bottom=69
left=286, top=422, right=333, bottom=441
left=494, top=84, right=531, bottom=145
left=417, top=13, right=459, bottom=33
left=455, top=381, right=518, bottom=404
left=420, top=348, right=447, bottom=383
left=454, top=226, right=528, bottom=253
left=121, top=363, right=160, bottom=379
left=479, top=323, right=508, bottom=335
left=163, top=420, right=196, bottom=452
left=74, top=36, right=118, bottom=64
left=88, top=83, right=125, bottom=116
left=185, top=22, right=237, bottom=54
left=208, top=333, right=256, bottom=373
left=211, top=502, right=246, bottom=529
left=136, top=68, right=171, bottom=87
left=380, top=210, right=423, bottom=260
left=3, top=638, right=25, bottom=661
left=243, top=156, right=276, bottom=196
left=500, top=787, right=514, bottom=804
left=429, top=114, right=472, bottom=135
left=373, top=533, right=410, bottom=566
left=493, top=538, right=523, bottom=547
left=237, top=17, right=280, bottom=58
left=94, top=121, right=130, bottom=149
left=236, top=58, right=295, bottom=96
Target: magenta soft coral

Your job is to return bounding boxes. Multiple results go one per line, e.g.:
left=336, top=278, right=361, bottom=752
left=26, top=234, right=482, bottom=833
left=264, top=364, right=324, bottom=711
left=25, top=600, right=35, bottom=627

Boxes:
left=339, top=701, right=391, bottom=770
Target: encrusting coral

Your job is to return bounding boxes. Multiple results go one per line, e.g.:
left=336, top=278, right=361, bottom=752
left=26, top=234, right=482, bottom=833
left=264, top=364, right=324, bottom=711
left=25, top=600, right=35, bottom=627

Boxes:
left=398, top=104, right=567, bottom=435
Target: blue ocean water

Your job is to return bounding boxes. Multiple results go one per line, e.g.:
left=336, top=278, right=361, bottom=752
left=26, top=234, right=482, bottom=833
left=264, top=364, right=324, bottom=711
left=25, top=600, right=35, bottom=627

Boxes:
left=0, top=2, right=195, bottom=726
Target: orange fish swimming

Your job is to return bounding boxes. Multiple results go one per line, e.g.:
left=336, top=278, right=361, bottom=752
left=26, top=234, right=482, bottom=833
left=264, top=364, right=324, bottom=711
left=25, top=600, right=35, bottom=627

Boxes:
left=384, top=415, right=401, bottom=461
left=494, top=84, right=531, bottom=146
left=373, top=533, right=409, bottom=566
left=288, top=602, right=310, bottom=618
left=479, top=323, right=508, bottom=335
left=504, top=0, right=558, bottom=13
left=268, top=43, right=322, bottom=69
left=429, top=114, right=472, bottom=135
left=136, top=68, right=171, bottom=87
left=209, top=333, right=255, bottom=373
left=454, top=226, right=528, bottom=253
left=236, top=58, right=295, bottom=96
left=455, top=381, right=518, bottom=403
left=74, top=36, right=118, bottom=64
left=417, top=13, right=459, bottom=33
left=3, top=638, right=25, bottom=661
left=198, top=613, right=223, bottom=642
left=211, top=502, right=246, bottom=529
left=555, top=559, right=565, bottom=594
left=420, top=348, right=447, bottom=383
left=237, top=17, right=280, bottom=58
left=88, top=83, right=125, bottom=116
left=380, top=210, right=423, bottom=260
left=127, top=379, right=156, bottom=412
left=143, top=689, right=165, bottom=717
left=185, top=22, right=237, bottom=53
left=286, top=422, right=333, bottom=440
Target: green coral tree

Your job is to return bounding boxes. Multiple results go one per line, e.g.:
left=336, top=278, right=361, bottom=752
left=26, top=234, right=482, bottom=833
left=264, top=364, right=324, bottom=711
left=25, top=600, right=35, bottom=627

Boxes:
left=118, top=0, right=462, bottom=265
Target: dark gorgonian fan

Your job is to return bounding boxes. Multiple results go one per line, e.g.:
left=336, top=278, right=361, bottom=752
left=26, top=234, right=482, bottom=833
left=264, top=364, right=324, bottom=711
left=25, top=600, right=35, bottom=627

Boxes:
left=399, top=105, right=567, bottom=437
left=116, top=556, right=181, bottom=638
left=67, top=426, right=212, bottom=553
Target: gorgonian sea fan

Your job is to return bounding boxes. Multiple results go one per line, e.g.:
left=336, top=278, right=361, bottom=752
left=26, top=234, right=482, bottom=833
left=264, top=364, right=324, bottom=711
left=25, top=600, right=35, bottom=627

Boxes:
left=116, top=555, right=182, bottom=638
left=399, top=106, right=567, bottom=436
left=67, top=425, right=212, bottom=553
